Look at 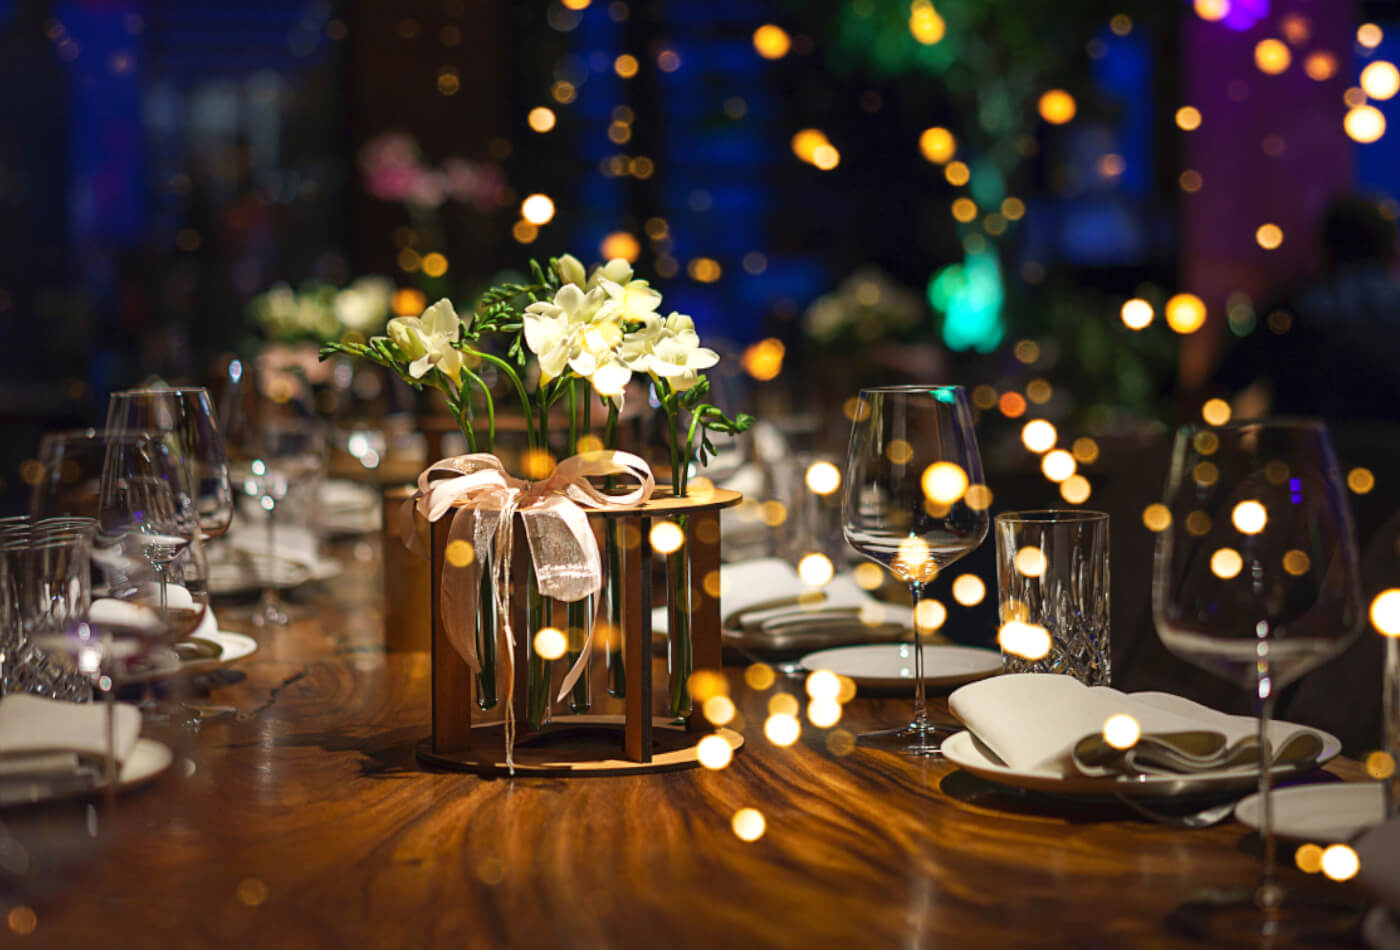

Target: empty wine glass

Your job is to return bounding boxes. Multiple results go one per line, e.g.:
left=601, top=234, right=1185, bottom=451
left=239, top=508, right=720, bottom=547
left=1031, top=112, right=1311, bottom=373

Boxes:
left=106, top=386, right=235, bottom=541
left=1152, top=419, right=1363, bottom=939
left=841, top=385, right=990, bottom=755
left=230, top=419, right=328, bottom=626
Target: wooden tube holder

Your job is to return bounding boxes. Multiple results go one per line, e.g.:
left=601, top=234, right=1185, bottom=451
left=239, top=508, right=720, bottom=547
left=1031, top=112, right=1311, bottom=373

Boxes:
left=415, top=486, right=743, bottom=777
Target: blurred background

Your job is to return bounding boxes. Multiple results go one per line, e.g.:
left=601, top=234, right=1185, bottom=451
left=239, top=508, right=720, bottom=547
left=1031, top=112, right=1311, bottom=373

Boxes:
left=4, top=0, right=1400, bottom=741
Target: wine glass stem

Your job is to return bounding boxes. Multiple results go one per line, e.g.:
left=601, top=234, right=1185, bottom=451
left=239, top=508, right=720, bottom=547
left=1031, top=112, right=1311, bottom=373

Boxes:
left=1254, top=682, right=1281, bottom=914
left=909, top=583, right=928, bottom=729
left=101, top=631, right=117, bottom=803
left=263, top=496, right=281, bottom=615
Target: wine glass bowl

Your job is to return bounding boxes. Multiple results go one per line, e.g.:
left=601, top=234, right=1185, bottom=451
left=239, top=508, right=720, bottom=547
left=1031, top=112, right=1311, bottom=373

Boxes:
left=841, top=385, right=989, bottom=755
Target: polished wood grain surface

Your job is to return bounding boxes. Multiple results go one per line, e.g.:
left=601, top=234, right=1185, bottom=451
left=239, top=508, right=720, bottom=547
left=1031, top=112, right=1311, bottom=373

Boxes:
left=0, top=539, right=1371, bottom=949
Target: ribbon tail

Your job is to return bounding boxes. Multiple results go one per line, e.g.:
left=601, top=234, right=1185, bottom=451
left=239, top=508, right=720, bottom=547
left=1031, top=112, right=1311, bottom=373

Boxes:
left=399, top=495, right=427, bottom=559
left=438, top=508, right=481, bottom=674
left=554, top=605, right=595, bottom=703
left=491, top=504, right=518, bottom=775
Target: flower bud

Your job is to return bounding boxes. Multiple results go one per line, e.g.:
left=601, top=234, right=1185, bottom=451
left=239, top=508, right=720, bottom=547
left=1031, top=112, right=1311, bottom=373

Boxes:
left=387, top=317, right=428, bottom=360
left=600, top=258, right=634, bottom=284
left=557, top=253, right=587, bottom=288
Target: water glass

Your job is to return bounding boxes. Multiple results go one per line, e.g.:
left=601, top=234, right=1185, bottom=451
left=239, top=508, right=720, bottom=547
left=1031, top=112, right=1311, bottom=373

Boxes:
left=994, top=510, right=1110, bottom=685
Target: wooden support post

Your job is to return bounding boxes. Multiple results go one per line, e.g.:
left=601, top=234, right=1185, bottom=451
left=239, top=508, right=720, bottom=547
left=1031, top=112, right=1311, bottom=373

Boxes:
left=430, top=519, right=473, bottom=754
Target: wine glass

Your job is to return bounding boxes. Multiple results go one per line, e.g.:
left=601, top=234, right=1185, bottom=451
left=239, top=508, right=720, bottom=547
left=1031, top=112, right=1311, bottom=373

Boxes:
left=230, top=419, right=328, bottom=626
left=1152, top=419, right=1363, bottom=939
left=841, top=385, right=990, bottom=754
left=106, top=387, right=235, bottom=541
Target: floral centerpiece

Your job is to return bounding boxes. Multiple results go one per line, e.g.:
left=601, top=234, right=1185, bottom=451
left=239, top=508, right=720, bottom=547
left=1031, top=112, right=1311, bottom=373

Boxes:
left=251, top=275, right=395, bottom=344
left=321, top=254, right=751, bottom=756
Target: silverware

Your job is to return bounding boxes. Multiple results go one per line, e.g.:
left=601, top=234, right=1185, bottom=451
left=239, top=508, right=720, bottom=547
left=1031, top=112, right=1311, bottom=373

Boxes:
left=1112, top=793, right=1239, bottom=829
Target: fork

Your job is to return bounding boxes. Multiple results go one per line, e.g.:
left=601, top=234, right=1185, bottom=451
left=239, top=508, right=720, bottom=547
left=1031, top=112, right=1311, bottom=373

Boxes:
left=1113, top=793, right=1240, bottom=829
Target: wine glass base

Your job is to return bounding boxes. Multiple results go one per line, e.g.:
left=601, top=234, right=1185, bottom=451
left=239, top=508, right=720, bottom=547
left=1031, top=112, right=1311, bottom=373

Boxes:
left=1165, top=886, right=1364, bottom=946
left=857, top=721, right=959, bottom=757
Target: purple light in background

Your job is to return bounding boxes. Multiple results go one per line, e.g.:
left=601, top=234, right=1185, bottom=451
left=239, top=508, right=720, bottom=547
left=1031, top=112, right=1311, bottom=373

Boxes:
left=1184, top=0, right=1270, bottom=32
left=1224, top=0, right=1269, bottom=32
left=1289, top=476, right=1303, bottom=504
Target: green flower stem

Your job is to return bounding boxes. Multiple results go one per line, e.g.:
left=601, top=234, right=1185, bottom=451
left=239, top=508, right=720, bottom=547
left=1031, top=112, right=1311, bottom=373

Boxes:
left=474, top=352, right=537, bottom=450
left=666, top=516, right=692, bottom=720
left=566, top=596, right=591, bottom=713
left=526, top=572, right=551, bottom=730
left=475, top=564, right=497, bottom=710
left=567, top=379, right=578, bottom=455
left=460, top=364, right=495, bottom=452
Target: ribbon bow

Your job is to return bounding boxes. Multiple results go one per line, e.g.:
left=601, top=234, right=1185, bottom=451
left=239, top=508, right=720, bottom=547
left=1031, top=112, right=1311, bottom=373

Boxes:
left=402, top=451, right=654, bottom=769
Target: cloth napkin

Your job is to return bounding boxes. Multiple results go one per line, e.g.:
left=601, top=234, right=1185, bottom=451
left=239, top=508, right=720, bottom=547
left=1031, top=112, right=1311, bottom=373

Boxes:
left=949, top=673, right=1325, bottom=778
left=0, top=694, right=142, bottom=802
left=650, top=557, right=913, bottom=634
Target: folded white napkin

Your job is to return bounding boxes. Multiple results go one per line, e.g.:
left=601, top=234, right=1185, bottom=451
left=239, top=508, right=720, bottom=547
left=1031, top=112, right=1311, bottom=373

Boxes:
left=949, top=673, right=1324, bottom=778
left=651, top=557, right=913, bottom=634
left=0, top=695, right=141, bottom=798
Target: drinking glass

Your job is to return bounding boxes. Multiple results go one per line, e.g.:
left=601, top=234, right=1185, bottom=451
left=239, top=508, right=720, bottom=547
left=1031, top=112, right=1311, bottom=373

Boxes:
left=106, top=386, right=235, bottom=541
left=230, top=419, right=328, bottom=626
left=994, top=510, right=1110, bottom=685
left=1152, top=419, right=1363, bottom=938
left=841, top=385, right=989, bottom=754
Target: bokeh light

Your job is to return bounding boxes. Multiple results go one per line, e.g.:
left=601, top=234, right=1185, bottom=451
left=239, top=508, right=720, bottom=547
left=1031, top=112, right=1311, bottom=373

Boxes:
left=1202, top=398, right=1232, bottom=426
left=1231, top=500, right=1267, bottom=535
left=764, top=712, right=801, bottom=746
left=600, top=231, right=640, bottom=262
left=805, top=461, right=842, bottom=495
left=650, top=521, right=685, bottom=554
left=745, top=662, right=776, bottom=690
left=732, top=808, right=766, bottom=842
left=1021, top=419, right=1057, bottom=453
left=853, top=562, right=885, bottom=591
left=1165, top=294, right=1207, bottom=333
left=1041, top=449, right=1076, bottom=483
left=1304, top=51, right=1337, bottom=81
left=1371, top=589, right=1400, bottom=636
left=1255, top=223, right=1284, bottom=249
left=920, top=127, right=957, bottom=164
left=922, top=462, right=969, bottom=504
left=703, top=695, right=736, bottom=726
left=1060, top=474, right=1091, bottom=504
left=1142, top=504, right=1171, bottom=532
left=808, top=699, right=842, bottom=728
left=527, top=107, right=556, bottom=132
left=999, top=621, right=1052, bottom=661
left=806, top=669, right=841, bottom=701
left=1345, top=105, right=1386, bottom=144
left=1282, top=550, right=1311, bottom=576
left=952, top=574, right=985, bottom=606
left=1348, top=467, right=1376, bottom=494
left=1359, top=23, right=1384, bottom=49
left=1320, top=844, right=1360, bottom=882
left=915, top=599, right=948, bottom=630
left=1362, top=61, right=1400, bottom=100
left=1102, top=714, right=1141, bottom=749
left=1121, top=298, right=1154, bottom=330
left=1254, top=39, right=1291, bottom=75
left=697, top=734, right=733, bottom=769
left=798, top=553, right=835, bottom=587
left=521, top=194, right=556, bottom=225
left=742, top=338, right=785, bottom=381
left=1015, top=546, right=1047, bottom=578
left=1210, top=548, right=1243, bottom=580
left=1194, top=0, right=1228, bottom=21
left=1175, top=106, right=1202, bottom=131
left=533, top=627, right=567, bottom=660
left=1038, top=89, right=1077, bottom=125
left=1296, top=844, right=1324, bottom=874
left=753, top=24, right=791, bottom=59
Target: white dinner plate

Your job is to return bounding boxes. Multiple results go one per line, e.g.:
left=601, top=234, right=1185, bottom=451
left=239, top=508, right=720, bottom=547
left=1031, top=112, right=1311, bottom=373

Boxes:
left=117, top=631, right=259, bottom=685
left=1234, top=782, right=1386, bottom=842
left=799, top=643, right=1002, bottom=688
left=940, top=726, right=1342, bottom=800
left=0, top=738, right=172, bottom=808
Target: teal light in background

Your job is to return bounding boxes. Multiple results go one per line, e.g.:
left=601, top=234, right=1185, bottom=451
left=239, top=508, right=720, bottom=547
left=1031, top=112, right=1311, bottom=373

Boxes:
left=928, top=248, right=1005, bottom=352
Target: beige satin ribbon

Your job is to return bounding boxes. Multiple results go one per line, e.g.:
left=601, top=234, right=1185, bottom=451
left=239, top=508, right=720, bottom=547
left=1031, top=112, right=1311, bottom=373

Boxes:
left=402, top=451, right=654, bottom=770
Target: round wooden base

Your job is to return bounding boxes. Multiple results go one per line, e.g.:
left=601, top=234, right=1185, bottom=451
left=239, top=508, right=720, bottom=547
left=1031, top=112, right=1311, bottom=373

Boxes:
left=416, top=716, right=743, bottom=777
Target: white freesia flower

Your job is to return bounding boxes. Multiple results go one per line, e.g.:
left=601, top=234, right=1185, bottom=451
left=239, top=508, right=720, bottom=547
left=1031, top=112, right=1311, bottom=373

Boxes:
left=386, top=298, right=465, bottom=383
left=596, top=273, right=663, bottom=324
left=620, top=311, right=719, bottom=391
left=335, top=276, right=394, bottom=332
left=523, top=283, right=607, bottom=381
left=597, top=258, right=634, bottom=285
left=556, top=253, right=587, bottom=289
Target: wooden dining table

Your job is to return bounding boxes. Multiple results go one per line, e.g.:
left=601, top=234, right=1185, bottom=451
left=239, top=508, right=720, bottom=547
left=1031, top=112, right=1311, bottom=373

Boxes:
left=0, top=537, right=1372, bottom=949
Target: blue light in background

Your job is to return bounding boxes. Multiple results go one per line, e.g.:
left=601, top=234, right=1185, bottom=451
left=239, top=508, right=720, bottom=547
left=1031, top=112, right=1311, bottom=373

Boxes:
left=1355, top=29, right=1400, bottom=202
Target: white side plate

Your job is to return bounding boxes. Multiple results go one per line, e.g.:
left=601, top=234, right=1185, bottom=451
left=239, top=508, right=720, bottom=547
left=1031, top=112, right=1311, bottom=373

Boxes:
left=799, top=643, right=1002, bottom=688
left=1234, top=782, right=1386, bottom=842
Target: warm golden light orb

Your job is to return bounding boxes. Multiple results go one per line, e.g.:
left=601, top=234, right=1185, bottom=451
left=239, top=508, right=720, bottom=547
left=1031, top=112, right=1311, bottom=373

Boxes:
left=1015, top=546, right=1047, bottom=578
left=527, top=107, right=556, bottom=133
left=1359, top=23, right=1384, bottom=49
left=1103, top=714, right=1141, bottom=749
left=1371, top=589, right=1400, bottom=636
left=1256, top=223, right=1284, bottom=249
left=1041, top=449, right=1076, bottom=483
left=1021, top=419, right=1057, bottom=454
left=1175, top=106, right=1202, bottom=131
left=1231, top=500, right=1268, bottom=535
left=1320, top=845, right=1360, bottom=882
left=599, top=231, right=640, bottom=262
left=920, top=126, right=957, bottom=164
left=1121, top=298, right=1154, bottom=329
left=1038, top=89, right=1077, bottom=125
left=1346, top=105, right=1387, bottom=144
left=649, top=521, right=685, bottom=554
left=1254, top=38, right=1291, bottom=75
left=533, top=627, right=567, bottom=661
left=1165, top=293, right=1207, bottom=334
left=1202, top=398, right=1232, bottom=426
left=1060, top=474, right=1091, bottom=504
left=999, top=621, right=1052, bottom=661
left=1210, top=548, right=1244, bottom=579
left=797, top=553, right=835, bottom=587
left=521, top=194, right=556, bottom=225
left=753, top=24, right=791, bottom=59
left=1362, top=61, right=1400, bottom=100
left=1194, top=0, right=1229, bottom=22
left=952, top=574, right=985, bottom=607
left=1304, top=51, right=1337, bottom=81
left=1142, top=504, right=1172, bottom=532
left=922, top=462, right=969, bottom=504
left=732, top=808, right=766, bottom=841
